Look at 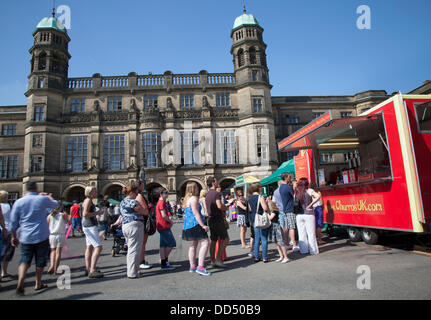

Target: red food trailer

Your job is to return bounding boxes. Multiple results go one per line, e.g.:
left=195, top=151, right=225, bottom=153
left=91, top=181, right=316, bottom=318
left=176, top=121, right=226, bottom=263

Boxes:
left=278, top=93, right=431, bottom=244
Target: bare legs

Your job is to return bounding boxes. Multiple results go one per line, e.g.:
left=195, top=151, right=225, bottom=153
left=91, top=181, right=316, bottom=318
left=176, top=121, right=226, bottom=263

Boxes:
left=210, top=237, right=230, bottom=263
left=289, top=229, right=297, bottom=247
left=140, top=233, right=149, bottom=264
left=276, top=244, right=289, bottom=260
left=1, top=261, right=10, bottom=277
left=282, top=227, right=297, bottom=247
left=188, top=239, right=210, bottom=268
left=240, top=226, right=250, bottom=248
left=160, top=247, right=172, bottom=261
left=316, top=227, right=323, bottom=243
left=16, top=263, right=45, bottom=292
left=54, top=248, right=63, bottom=273
left=209, top=241, right=216, bottom=264
left=85, top=245, right=103, bottom=273
left=48, top=249, right=56, bottom=273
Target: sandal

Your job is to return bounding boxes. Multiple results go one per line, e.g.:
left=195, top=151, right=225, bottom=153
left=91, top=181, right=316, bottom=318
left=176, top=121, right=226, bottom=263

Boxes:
left=35, top=284, right=48, bottom=291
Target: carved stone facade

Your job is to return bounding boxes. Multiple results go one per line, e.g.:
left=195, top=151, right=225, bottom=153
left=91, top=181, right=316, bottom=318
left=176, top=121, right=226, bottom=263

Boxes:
left=0, top=11, right=429, bottom=203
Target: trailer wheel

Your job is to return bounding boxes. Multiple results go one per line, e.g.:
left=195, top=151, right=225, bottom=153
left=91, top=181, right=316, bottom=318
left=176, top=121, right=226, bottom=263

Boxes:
left=362, top=229, right=379, bottom=245
left=348, top=227, right=362, bottom=242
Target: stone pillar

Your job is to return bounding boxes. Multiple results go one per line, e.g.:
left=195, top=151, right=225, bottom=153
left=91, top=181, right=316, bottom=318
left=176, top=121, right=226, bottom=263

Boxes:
left=128, top=72, right=138, bottom=89
left=92, top=73, right=102, bottom=89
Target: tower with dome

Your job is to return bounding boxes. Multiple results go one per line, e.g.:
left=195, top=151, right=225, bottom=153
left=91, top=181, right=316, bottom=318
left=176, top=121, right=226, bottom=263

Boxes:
left=0, top=6, right=422, bottom=203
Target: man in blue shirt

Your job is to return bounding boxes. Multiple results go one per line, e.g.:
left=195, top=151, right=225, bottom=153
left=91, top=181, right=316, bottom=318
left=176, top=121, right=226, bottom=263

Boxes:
left=10, top=181, right=59, bottom=296
left=278, top=173, right=299, bottom=252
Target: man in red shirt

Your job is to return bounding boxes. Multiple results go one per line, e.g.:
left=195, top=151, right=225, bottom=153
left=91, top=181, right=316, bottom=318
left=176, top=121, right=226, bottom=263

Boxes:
left=70, top=201, right=82, bottom=237
left=155, top=188, right=176, bottom=270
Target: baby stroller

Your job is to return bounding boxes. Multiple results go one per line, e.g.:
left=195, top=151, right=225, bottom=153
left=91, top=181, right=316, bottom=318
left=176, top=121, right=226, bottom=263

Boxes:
left=111, top=225, right=128, bottom=257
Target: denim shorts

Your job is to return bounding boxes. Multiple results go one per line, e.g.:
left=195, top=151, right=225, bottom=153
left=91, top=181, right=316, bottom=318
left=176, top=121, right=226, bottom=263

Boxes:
left=72, top=218, right=82, bottom=230
left=158, top=229, right=176, bottom=248
left=20, top=239, right=50, bottom=268
left=279, top=212, right=296, bottom=230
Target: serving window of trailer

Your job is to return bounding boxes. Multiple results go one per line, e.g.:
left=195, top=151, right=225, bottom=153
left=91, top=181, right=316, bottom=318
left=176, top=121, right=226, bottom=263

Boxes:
left=278, top=113, right=393, bottom=188
left=312, top=114, right=392, bottom=187
left=415, top=101, right=431, bottom=132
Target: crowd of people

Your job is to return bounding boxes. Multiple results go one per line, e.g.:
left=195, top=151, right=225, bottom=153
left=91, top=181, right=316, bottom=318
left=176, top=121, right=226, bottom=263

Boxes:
left=0, top=173, right=324, bottom=296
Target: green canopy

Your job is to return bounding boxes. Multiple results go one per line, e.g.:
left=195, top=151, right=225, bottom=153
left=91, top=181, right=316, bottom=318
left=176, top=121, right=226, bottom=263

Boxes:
left=107, top=198, right=121, bottom=206
left=260, top=159, right=296, bottom=186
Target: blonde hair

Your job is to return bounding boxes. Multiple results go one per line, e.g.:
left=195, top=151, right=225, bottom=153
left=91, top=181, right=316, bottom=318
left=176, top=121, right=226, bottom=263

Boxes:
left=0, top=190, right=8, bottom=203
left=268, top=199, right=280, bottom=213
left=199, top=189, right=208, bottom=199
left=183, top=182, right=199, bottom=208
left=122, top=182, right=139, bottom=196
left=85, top=186, right=96, bottom=198
left=50, top=207, right=61, bottom=217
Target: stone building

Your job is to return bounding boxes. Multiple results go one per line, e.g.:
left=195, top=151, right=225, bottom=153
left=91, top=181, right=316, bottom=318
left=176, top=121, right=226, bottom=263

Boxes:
left=0, top=9, right=429, bottom=203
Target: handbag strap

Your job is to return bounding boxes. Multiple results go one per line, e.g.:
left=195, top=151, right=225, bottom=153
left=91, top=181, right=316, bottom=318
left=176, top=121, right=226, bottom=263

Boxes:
left=256, top=195, right=261, bottom=215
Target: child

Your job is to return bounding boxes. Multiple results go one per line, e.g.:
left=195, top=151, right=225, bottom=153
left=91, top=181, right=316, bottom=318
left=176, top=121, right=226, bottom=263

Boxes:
left=155, top=188, right=176, bottom=270
left=268, top=199, right=289, bottom=263
left=47, top=205, right=68, bottom=275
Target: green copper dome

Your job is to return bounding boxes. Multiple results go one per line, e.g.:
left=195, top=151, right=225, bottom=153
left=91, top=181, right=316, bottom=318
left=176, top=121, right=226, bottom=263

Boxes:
left=232, top=13, right=260, bottom=30
left=36, top=17, right=67, bottom=34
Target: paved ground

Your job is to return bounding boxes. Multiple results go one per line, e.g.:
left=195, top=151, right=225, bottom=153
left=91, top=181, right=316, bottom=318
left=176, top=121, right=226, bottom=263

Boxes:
left=0, top=220, right=430, bottom=300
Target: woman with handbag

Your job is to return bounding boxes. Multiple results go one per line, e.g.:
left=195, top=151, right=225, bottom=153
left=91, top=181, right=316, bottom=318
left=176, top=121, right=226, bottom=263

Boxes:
left=119, top=182, right=148, bottom=279
left=247, top=183, right=271, bottom=263
left=294, top=178, right=319, bottom=255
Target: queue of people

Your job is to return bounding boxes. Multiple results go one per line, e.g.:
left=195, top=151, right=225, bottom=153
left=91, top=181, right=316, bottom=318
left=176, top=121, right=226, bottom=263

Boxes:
left=0, top=173, right=324, bottom=296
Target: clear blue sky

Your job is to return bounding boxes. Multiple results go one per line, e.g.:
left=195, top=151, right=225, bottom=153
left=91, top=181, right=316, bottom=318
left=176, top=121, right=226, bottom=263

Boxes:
left=0, top=0, right=430, bottom=105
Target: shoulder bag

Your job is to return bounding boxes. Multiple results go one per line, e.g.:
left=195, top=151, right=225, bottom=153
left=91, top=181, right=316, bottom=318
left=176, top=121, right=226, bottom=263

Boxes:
left=254, top=196, right=272, bottom=229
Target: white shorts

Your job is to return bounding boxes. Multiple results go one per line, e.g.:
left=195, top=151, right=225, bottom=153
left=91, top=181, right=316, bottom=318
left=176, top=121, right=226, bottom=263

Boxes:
left=49, top=234, right=66, bottom=249
left=83, top=226, right=102, bottom=248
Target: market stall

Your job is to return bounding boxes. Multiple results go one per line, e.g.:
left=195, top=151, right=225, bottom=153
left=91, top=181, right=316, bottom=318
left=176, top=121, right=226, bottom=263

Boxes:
left=233, top=175, right=260, bottom=197
left=278, top=94, right=431, bottom=244
left=259, top=159, right=295, bottom=195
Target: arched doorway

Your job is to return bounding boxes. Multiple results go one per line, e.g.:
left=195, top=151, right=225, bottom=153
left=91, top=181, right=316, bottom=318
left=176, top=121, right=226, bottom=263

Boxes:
left=178, top=180, right=203, bottom=200
left=219, top=178, right=235, bottom=195
left=105, top=184, right=125, bottom=201
left=64, top=186, right=85, bottom=203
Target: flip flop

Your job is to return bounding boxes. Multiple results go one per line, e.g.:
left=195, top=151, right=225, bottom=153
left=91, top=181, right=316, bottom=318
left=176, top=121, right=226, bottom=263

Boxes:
left=35, top=284, right=48, bottom=291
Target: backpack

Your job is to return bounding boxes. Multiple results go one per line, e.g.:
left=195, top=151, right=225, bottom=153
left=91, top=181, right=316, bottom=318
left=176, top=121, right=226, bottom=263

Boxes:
left=141, top=196, right=156, bottom=236
left=145, top=204, right=157, bottom=236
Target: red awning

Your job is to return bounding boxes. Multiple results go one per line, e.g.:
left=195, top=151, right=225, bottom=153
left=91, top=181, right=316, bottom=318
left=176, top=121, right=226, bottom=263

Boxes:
left=278, top=113, right=382, bottom=152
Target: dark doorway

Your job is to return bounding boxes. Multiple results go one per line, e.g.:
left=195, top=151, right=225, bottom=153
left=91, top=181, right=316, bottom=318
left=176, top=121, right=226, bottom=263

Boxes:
left=105, top=185, right=124, bottom=201
left=65, top=186, right=85, bottom=203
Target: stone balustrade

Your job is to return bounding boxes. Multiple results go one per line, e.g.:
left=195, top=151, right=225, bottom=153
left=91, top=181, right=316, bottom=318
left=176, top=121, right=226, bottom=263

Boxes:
left=210, top=107, right=239, bottom=119
left=67, top=71, right=236, bottom=91
left=102, top=76, right=129, bottom=88
left=207, top=73, right=236, bottom=85
left=137, top=75, right=165, bottom=87
left=172, top=74, right=200, bottom=86
left=62, top=107, right=239, bottom=124
left=68, top=78, right=93, bottom=89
